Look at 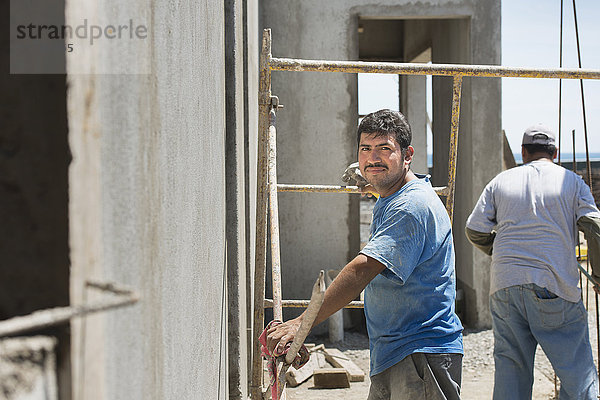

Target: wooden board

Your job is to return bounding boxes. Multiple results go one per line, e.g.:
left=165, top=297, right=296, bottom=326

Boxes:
left=323, top=348, right=365, bottom=382
left=313, top=368, right=350, bottom=389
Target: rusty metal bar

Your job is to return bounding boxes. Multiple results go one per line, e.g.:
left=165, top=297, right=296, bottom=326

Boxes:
left=578, top=263, right=600, bottom=288
left=264, top=299, right=364, bottom=309
left=0, top=281, right=138, bottom=337
left=250, top=28, right=272, bottom=400
left=279, top=184, right=362, bottom=193
left=277, top=183, right=448, bottom=196
left=571, top=0, right=593, bottom=194
left=268, top=108, right=283, bottom=322
left=269, top=57, right=600, bottom=80
left=445, top=76, right=463, bottom=221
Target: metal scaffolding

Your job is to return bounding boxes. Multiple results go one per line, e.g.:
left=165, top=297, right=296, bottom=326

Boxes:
left=251, top=28, right=600, bottom=399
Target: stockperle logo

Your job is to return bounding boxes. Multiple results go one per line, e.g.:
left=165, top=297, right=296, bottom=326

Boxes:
left=10, top=0, right=151, bottom=74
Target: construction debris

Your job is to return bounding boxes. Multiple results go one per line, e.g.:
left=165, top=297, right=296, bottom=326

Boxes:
left=286, top=352, right=327, bottom=387
left=313, top=368, right=351, bottom=389
left=284, top=344, right=365, bottom=388
left=323, top=347, right=365, bottom=382
left=0, top=336, right=58, bottom=400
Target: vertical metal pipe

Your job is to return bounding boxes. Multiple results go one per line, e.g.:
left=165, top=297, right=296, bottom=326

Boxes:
left=571, top=0, right=593, bottom=192
left=250, top=28, right=272, bottom=400
left=558, top=0, right=564, bottom=165
left=268, top=109, right=283, bottom=322
left=445, top=75, right=463, bottom=222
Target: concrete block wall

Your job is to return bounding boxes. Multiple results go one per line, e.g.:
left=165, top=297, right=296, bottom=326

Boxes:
left=67, top=0, right=257, bottom=398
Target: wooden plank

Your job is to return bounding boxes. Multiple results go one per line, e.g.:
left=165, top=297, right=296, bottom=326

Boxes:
left=285, top=352, right=326, bottom=387
left=323, top=348, right=365, bottom=382
left=313, top=368, right=350, bottom=389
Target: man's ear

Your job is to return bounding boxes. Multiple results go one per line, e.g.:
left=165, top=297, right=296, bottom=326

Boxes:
left=404, top=146, right=415, bottom=163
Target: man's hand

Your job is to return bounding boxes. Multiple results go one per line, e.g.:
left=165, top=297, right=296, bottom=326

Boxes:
left=266, top=255, right=384, bottom=356
left=360, top=184, right=378, bottom=198
left=266, top=316, right=302, bottom=356
left=593, top=285, right=600, bottom=296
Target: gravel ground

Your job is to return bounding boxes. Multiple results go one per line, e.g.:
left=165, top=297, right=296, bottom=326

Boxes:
left=286, top=328, right=557, bottom=400
left=286, top=281, right=600, bottom=400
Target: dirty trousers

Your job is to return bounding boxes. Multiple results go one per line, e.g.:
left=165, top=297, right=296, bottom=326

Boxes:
left=367, top=353, right=462, bottom=400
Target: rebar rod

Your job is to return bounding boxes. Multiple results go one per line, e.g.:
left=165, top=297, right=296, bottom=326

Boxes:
left=572, top=0, right=593, bottom=192
left=558, top=0, right=564, bottom=166
left=0, top=281, right=138, bottom=337
left=269, top=57, right=600, bottom=80
left=250, top=28, right=272, bottom=400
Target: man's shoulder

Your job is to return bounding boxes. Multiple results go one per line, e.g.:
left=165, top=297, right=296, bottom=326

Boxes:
left=491, top=162, right=575, bottom=183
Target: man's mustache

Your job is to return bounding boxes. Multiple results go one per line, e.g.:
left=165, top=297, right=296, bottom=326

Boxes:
left=365, top=163, right=387, bottom=170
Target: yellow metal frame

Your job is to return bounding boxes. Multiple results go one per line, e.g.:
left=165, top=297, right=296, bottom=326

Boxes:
left=250, top=28, right=600, bottom=399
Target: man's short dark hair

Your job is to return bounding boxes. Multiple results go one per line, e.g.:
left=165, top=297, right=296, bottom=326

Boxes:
left=522, top=143, right=556, bottom=158
left=357, top=109, right=412, bottom=150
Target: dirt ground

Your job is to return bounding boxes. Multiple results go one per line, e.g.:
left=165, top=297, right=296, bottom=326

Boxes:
left=282, top=277, right=600, bottom=400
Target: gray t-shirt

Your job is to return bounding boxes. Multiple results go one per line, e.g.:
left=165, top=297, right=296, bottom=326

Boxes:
left=466, top=160, right=600, bottom=302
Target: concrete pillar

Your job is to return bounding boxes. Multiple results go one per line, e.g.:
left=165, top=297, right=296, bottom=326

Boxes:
left=431, top=14, right=501, bottom=328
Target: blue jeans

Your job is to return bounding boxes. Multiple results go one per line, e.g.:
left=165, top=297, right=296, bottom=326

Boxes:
left=490, top=284, right=598, bottom=399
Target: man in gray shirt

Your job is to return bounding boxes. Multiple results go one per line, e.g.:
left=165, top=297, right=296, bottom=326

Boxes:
left=466, top=124, right=600, bottom=399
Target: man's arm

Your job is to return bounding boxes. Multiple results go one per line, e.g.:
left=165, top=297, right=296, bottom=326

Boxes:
left=465, top=227, right=495, bottom=256
left=578, top=215, right=600, bottom=282
left=266, top=254, right=385, bottom=354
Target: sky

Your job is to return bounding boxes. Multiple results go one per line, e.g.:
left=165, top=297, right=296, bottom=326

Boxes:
left=358, top=0, right=600, bottom=156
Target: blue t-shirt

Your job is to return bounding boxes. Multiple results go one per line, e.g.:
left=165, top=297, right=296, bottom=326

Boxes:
left=360, top=175, right=463, bottom=376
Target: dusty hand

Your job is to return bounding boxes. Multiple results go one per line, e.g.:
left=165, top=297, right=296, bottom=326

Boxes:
left=360, top=184, right=378, bottom=198
left=341, top=162, right=368, bottom=186
left=266, top=317, right=302, bottom=356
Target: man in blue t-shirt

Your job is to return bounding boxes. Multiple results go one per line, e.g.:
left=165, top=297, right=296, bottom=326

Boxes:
left=267, top=109, right=463, bottom=399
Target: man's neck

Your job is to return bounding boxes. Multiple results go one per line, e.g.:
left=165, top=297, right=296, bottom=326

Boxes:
left=378, top=170, right=418, bottom=198
left=526, top=155, right=554, bottom=164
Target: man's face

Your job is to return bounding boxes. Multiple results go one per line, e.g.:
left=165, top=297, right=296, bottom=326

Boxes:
left=358, top=132, right=412, bottom=197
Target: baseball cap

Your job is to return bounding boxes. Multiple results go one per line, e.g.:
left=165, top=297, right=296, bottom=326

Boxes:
left=522, top=124, right=556, bottom=146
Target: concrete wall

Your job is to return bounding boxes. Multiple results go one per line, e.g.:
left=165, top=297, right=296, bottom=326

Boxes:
left=261, top=0, right=501, bottom=328
left=67, top=0, right=255, bottom=398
